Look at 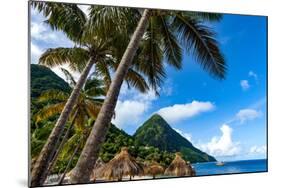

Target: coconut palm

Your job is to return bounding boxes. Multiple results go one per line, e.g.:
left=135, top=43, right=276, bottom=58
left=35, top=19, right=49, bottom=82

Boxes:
left=34, top=69, right=105, bottom=177
left=30, top=2, right=150, bottom=186
left=71, top=8, right=226, bottom=183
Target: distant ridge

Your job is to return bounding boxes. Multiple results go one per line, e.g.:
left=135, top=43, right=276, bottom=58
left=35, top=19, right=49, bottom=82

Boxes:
left=31, top=64, right=71, bottom=98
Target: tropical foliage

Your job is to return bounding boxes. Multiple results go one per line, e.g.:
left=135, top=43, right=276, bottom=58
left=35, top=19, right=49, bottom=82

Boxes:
left=30, top=1, right=227, bottom=185
left=30, top=65, right=215, bottom=175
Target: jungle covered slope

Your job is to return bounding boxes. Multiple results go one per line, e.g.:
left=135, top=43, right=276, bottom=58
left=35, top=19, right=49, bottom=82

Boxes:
left=134, top=114, right=216, bottom=163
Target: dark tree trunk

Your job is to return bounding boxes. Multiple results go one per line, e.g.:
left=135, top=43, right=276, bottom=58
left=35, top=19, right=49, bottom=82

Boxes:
left=69, top=9, right=151, bottom=183
left=58, top=138, right=82, bottom=185
left=31, top=58, right=95, bottom=187
left=45, top=110, right=78, bottom=178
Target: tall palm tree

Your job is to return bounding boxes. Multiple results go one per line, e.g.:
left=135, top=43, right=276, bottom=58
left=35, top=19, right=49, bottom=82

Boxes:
left=30, top=2, right=149, bottom=186
left=34, top=69, right=105, bottom=177
left=70, top=9, right=226, bottom=183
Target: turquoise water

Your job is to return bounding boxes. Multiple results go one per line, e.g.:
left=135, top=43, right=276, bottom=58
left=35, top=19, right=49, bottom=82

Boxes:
left=192, top=159, right=267, bottom=176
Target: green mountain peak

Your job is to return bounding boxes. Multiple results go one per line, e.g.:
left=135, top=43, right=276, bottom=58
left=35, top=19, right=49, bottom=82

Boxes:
left=133, top=114, right=216, bottom=163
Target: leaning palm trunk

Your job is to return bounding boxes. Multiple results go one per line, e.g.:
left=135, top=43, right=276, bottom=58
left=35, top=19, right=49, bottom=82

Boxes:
left=45, top=110, right=78, bottom=179
left=31, top=58, right=96, bottom=187
left=69, top=9, right=151, bottom=183
left=58, top=138, right=82, bottom=185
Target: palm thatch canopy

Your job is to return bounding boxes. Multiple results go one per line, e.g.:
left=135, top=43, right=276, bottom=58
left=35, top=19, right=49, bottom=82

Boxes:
left=98, top=147, right=144, bottom=181
left=145, top=161, right=165, bottom=179
left=90, top=157, right=105, bottom=181
left=164, top=152, right=193, bottom=177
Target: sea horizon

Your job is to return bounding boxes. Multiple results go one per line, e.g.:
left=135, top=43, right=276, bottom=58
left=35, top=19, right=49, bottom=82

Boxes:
left=192, top=158, right=267, bottom=164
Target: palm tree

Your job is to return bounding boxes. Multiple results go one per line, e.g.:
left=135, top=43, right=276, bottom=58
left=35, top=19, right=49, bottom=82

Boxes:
left=70, top=9, right=226, bottom=183
left=34, top=69, right=105, bottom=177
left=30, top=2, right=149, bottom=186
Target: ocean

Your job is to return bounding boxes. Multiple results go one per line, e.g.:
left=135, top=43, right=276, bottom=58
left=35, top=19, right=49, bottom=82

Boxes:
left=192, top=159, right=267, bottom=176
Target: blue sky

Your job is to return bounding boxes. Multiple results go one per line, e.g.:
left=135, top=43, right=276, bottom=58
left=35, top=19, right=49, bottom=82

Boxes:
left=31, top=6, right=267, bottom=161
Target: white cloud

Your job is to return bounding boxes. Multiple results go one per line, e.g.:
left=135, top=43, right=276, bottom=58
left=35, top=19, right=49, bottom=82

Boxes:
left=235, top=109, right=261, bottom=124
left=112, top=100, right=148, bottom=128
left=249, top=71, right=258, bottom=81
left=157, top=101, right=215, bottom=124
left=31, top=42, right=43, bottom=63
left=249, top=145, right=266, bottom=155
left=31, top=22, right=57, bottom=41
left=31, top=42, right=42, bottom=57
left=174, top=128, right=192, bottom=142
left=112, top=85, right=157, bottom=128
left=240, top=80, right=250, bottom=90
left=198, top=124, right=240, bottom=157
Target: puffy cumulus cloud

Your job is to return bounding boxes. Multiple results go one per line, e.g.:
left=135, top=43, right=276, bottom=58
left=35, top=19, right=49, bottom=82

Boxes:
left=173, top=128, right=192, bottom=142
left=235, top=109, right=261, bottom=124
left=240, top=80, right=250, bottom=90
left=198, top=124, right=240, bottom=157
left=157, top=101, right=215, bottom=124
left=112, top=100, right=148, bottom=128
left=112, top=85, right=157, bottom=128
left=249, top=145, right=266, bottom=155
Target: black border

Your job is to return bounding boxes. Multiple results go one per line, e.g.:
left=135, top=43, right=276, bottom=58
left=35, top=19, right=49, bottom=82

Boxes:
left=28, top=0, right=269, bottom=187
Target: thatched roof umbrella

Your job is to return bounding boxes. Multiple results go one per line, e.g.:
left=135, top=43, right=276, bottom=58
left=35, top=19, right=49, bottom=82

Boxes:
left=90, top=157, right=105, bottom=182
left=145, top=161, right=165, bottom=179
left=164, top=152, right=193, bottom=177
left=98, top=147, right=144, bottom=181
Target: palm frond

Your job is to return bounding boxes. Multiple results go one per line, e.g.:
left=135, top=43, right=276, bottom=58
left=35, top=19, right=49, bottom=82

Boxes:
left=125, top=68, right=150, bottom=93
left=173, top=14, right=226, bottom=79
left=35, top=102, right=66, bottom=123
left=60, top=68, right=77, bottom=87
left=31, top=1, right=87, bottom=43
left=85, top=87, right=106, bottom=97
left=85, top=100, right=103, bottom=119
left=136, top=18, right=165, bottom=94
left=183, top=11, right=223, bottom=22
left=59, top=134, right=81, bottom=160
left=94, top=58, right=113, bottom=90
left=74, top=105, right=88, bottom=131
left=159, top=15, right=183, bottom=69
left=88, top=6, right=140, bottom=39
left=38, top=90, right=69, bottom=103
left=84, top=78, right=106, bottom=97
left=39, top=47, right=89, bottom=72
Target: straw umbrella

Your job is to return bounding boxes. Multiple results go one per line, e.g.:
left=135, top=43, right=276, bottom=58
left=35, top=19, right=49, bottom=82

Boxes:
left=164, top=152, right=193, bottom=177
left=145, top=161, right=165, bottom=179
left=98, top=147, right=144, bottom=181
left=90, top=157, right=105, bottom=182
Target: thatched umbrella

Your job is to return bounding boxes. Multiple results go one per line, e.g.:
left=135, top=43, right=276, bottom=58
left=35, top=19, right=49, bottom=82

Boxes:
left=98, top=147, right=144, bottom=181
left=164, top=152, right=193, bottom=177
left=145, top=161, right=165, bottom=179
left=90, top=157, right=105, bottom=182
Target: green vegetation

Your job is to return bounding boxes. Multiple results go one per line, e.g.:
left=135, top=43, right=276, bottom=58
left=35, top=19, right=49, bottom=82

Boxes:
left=30, top=2, right=225, bottom=185
left=31, top=64, right=70, bottom=98
left=31, top=66, right=215, bottom=175
left=134, top=114, right=216, bottom=163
